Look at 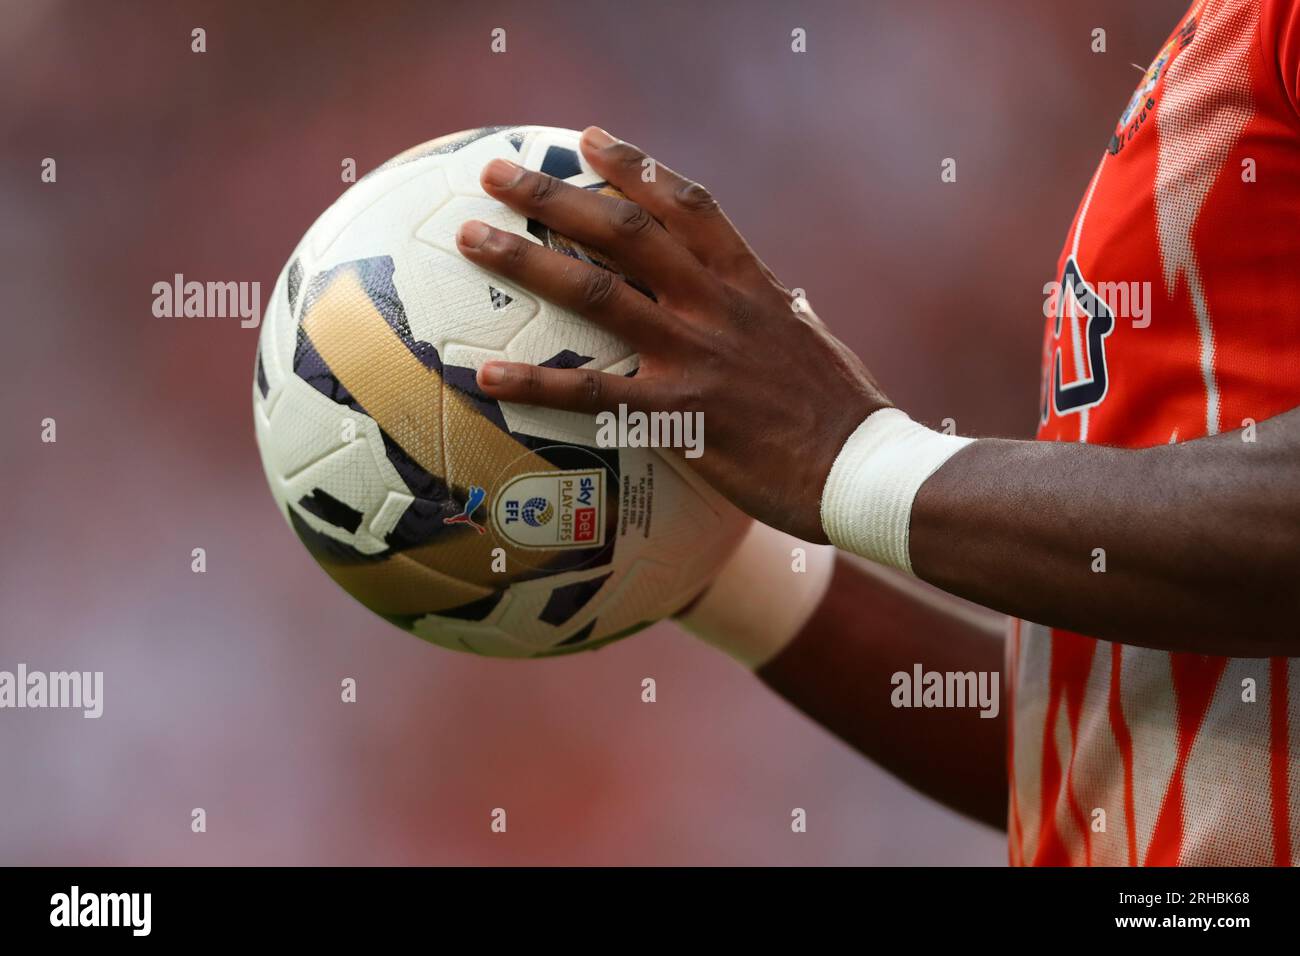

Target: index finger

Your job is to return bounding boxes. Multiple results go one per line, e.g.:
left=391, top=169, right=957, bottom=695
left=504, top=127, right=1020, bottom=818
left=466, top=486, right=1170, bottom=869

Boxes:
left=578, top=127, right=772, bottom=289
left=476, top=361, right=658, bottom=418
left=456, top=218, right=669, bottom=353
left=479, top=157, right=712, bottom=304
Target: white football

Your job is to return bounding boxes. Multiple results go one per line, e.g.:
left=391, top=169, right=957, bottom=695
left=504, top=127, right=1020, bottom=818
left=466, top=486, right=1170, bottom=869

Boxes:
left=253, top=126, right=747, bottom=657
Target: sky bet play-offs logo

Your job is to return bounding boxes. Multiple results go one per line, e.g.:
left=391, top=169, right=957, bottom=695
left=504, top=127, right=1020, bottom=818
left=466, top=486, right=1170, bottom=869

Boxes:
left=492, top=469, right=604, bottom=550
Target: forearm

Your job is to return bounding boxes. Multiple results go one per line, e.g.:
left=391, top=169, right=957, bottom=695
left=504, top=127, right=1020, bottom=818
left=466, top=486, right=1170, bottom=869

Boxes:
left=758, top=553, right=1008, bottom=829
left=909, top=413, right=1300, bottom=655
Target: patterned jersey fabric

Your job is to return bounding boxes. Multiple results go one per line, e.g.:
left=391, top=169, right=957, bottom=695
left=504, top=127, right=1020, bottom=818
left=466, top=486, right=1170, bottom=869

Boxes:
left=1012, top=0, right=1300, bottom=866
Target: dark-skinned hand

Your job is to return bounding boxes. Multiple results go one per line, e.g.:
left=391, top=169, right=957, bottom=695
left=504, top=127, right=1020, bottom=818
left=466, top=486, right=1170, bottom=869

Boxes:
left=457, top=126, right=889, bottom=544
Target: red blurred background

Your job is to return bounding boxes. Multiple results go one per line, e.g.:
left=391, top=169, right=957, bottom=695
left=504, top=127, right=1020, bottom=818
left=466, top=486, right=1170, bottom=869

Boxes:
left=0, top=0, right=1186, bottom=864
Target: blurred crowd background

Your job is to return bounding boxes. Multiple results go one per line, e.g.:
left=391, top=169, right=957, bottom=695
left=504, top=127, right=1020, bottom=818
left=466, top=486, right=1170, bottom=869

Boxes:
left=0, top=0, right=1187, bottom=865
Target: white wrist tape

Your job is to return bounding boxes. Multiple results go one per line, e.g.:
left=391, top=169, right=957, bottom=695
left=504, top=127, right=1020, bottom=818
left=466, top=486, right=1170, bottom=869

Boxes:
left=678, top=521, right=836, bottom=670
left=819, top=408, right=973, bottom=575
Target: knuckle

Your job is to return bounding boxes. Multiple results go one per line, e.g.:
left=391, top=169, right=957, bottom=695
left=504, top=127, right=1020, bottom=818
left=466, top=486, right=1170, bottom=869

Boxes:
left=527, top=172, right=562, bottom=206
left=578, top=370, right=604, bottom=406
left=674, top=180, right=719, bottom=214
left=670, top=378, right=706, bottom=414
left=499, top=234, right=531, bottom=271
left=578, top=266, right=619, bottom=310
left=521, top=364, right=544, bottom=395
left=607, top=141, right=646, bottom=172
left=724, top=287, right=759, bottom=331
left=610, top=199, right=654, bottom=238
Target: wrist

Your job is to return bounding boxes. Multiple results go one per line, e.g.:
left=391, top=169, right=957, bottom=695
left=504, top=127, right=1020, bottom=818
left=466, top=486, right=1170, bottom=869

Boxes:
left=677, top=521, right=836, bottom=669
left=819, top=408, right=975, bottom=574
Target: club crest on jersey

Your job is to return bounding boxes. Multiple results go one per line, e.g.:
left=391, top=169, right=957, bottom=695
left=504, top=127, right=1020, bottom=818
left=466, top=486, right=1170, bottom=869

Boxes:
left=1107, top=15, right=1197, bottom=155
left=1041, top=256, right=1115, bottom=424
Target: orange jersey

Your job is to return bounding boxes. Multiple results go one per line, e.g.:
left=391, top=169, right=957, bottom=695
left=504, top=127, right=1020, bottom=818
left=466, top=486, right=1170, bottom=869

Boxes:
left=1013, top=0, right=1300, bottom=865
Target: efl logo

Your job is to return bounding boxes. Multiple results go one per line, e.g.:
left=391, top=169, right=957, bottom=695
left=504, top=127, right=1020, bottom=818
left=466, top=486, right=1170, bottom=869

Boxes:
left=492, top=469, right=605, bottom=550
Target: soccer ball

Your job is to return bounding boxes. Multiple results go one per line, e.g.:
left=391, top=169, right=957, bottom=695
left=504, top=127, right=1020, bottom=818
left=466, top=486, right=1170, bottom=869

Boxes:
left=252, top=126, right=747, bottom=657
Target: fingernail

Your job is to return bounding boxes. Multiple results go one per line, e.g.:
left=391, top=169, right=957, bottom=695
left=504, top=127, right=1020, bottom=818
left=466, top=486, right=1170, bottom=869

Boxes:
left=483, top=158, right=524, bottom=188
left=458, top=220, right=491, bottom=248
left=582, top=126, right=616, bottom=149
left=478, top=363, right=507, bottom=386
